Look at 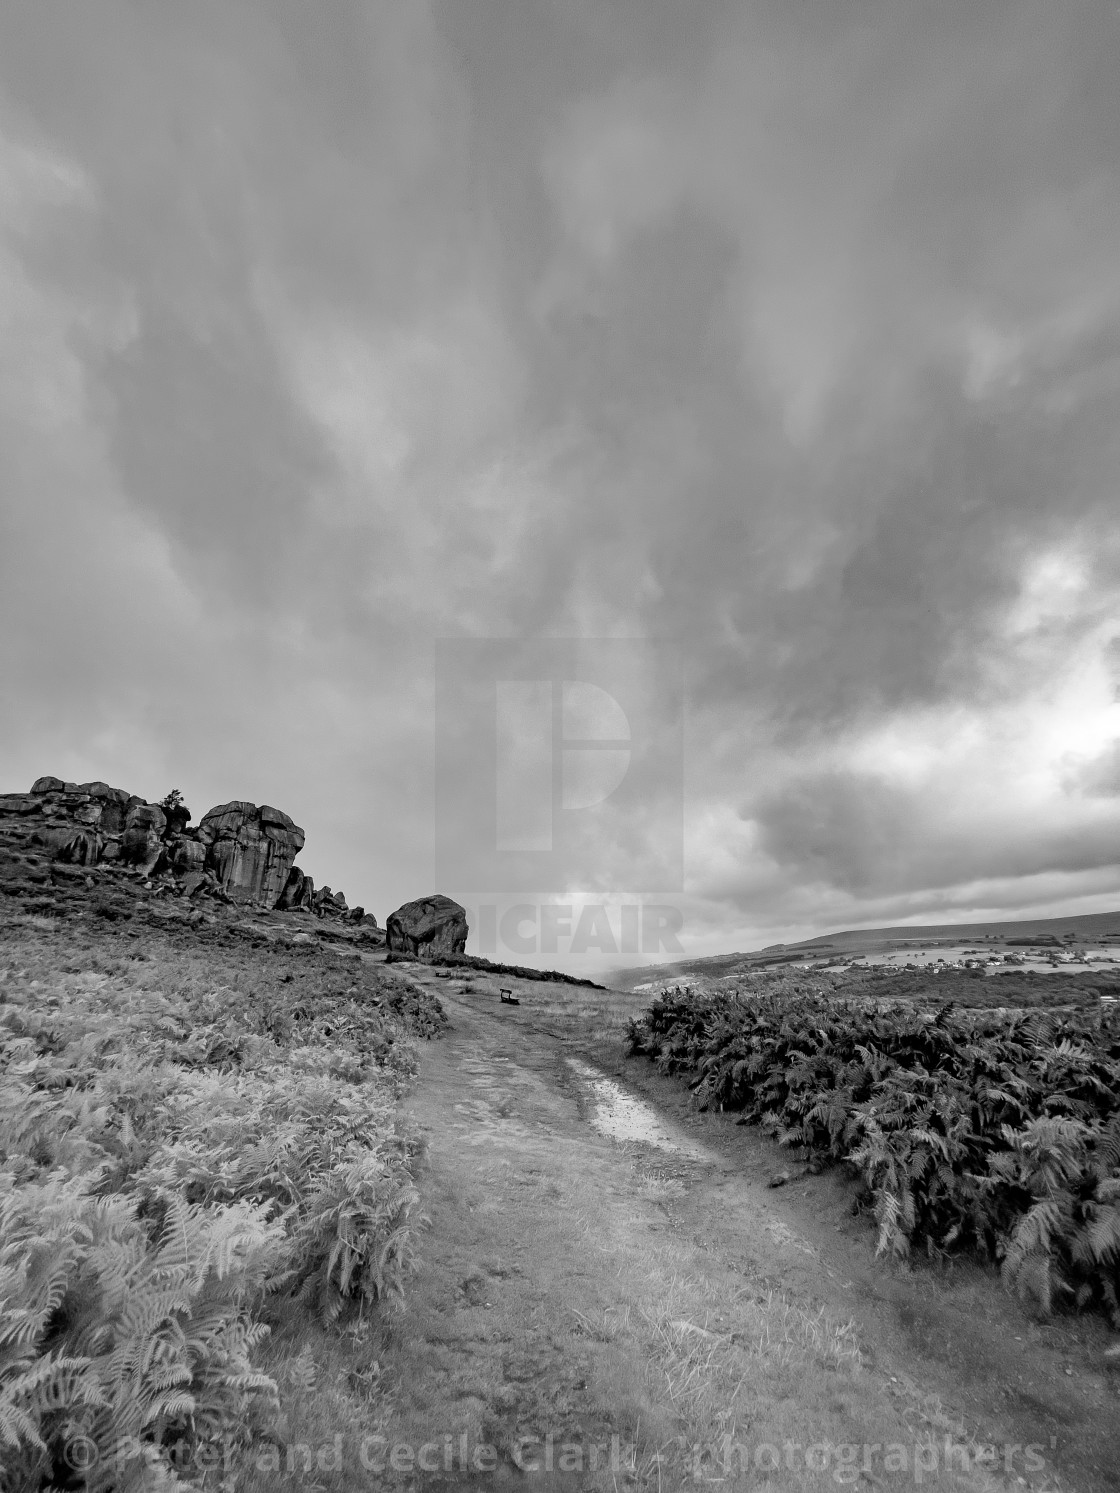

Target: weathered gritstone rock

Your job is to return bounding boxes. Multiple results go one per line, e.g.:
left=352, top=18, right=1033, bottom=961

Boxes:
left=179, top=870, right=212, bottom=898
left=121, top=802, right=168, bottom=874
left=55, top=829, right=103, bottom=867
left=30, top=776, right=66, bottom=794
left=170, top=837, right=206, bottom=874
left=277, top=865, right=315, bottom=911
left=313, top=884, right=348, bottom=917
left=2, top=777, right=374, bottom=921
left=163, top=802, right=192, bottom=839
left=196, top=801, right=306, bottom=908
left=126, top=803, right=168, bottom=836
left=0, top=794, right=46, bottom=817
left=79, top=783, right=132, bottom=835
left=386, top=894, right=469, bottom=959
left=1, top=780, right=192, bottom=890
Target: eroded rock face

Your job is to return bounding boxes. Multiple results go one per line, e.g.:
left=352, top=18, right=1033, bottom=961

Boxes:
left=125, top=803, right=167, bottom=838
left=121, top=802, right=168, bottom=874
left=313, top=884, right=348, bottom=918
left=55, top=829, right=103, bottom=866
left=385, top=894, right=468, bottom=959
left=2, top=778, right=376, bottom=919
left=80, top=783, right=132, bottom=835
left=8, top=781, right=135, bottom=865
left=196, top=801, right=305, bottom=908
left=164, top=802, right=192, bottom=839
left=170, top=837, right=206, bottom=875
left=276, top=865, right=315, bottom=912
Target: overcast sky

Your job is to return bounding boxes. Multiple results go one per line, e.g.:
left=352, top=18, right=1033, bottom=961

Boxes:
left=2, top=1, right=1119, bottom=968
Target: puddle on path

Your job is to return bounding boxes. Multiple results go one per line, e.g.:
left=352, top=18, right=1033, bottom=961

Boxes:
left=567, top=1058, right=710, bottom=1159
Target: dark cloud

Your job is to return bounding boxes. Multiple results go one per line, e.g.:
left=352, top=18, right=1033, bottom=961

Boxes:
left=2, top=0, right=1119, bottom=959
left=752, top=768, right=1120, bottom=898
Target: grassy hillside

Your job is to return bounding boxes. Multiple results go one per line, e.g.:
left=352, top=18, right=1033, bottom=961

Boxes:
left=0, top=906, right=445, bottom=1491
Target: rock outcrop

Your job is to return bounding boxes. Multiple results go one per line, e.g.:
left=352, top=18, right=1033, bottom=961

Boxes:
left=195, top=802, right=305, bottom=908
left=171, top=837, right=206, bottom=875
left=1, top=777, right=381, bottom=928
left=313, top=884, right=348, bottom=918
left=121, top=803, right=168, bottom=874
left=386, top=894, right=468, bottom=959
left=277, top=865, right=315, bottom=912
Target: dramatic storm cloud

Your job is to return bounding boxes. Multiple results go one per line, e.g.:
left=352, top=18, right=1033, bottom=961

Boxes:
left=2, top=1, right=1119, bottom=963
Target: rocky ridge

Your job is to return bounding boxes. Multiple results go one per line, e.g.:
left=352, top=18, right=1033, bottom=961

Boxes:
left=0, top=777, right=469, bottom=959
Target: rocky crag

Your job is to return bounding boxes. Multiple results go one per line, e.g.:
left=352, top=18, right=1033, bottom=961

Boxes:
left=0, top=777, right=469, bottom=959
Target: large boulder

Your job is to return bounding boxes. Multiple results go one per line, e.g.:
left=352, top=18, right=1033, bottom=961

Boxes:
left=196, top=801, right=305, bottom=907
left=385, top=894, right=468, bottom=959
left=30, top=776, right=66, bottom=795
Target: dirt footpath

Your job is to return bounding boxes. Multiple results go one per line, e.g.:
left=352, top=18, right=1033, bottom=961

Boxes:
left=369, top=974, right=1119, bottom=1493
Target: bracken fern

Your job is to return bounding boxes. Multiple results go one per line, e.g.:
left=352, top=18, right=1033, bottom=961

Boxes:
left=0, top=928, right=437, bottom=1488
left=631, top=979, right=1120, bottom=1321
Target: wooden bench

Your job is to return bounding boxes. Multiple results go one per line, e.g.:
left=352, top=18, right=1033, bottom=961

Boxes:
left=499, top=987, right=520, bottom=1005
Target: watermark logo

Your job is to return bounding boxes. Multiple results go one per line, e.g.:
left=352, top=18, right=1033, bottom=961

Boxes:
left=471, top=901, right=683, bottom=957
left=494, top=677, right=631, bottom=853
left=436, top=639, right=683, bottom=893
left=64, top=1430, right=1055, bottom=1485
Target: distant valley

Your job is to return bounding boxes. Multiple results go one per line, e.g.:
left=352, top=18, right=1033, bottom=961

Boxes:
left=607, top=909, right=1120, bottom=991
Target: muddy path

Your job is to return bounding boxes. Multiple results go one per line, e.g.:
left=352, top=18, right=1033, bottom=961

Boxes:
left=372, top=971, right=1119, bottom=1492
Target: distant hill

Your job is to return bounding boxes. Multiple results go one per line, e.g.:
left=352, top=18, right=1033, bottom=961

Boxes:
left=606, top=909, right=1120, bottom=991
